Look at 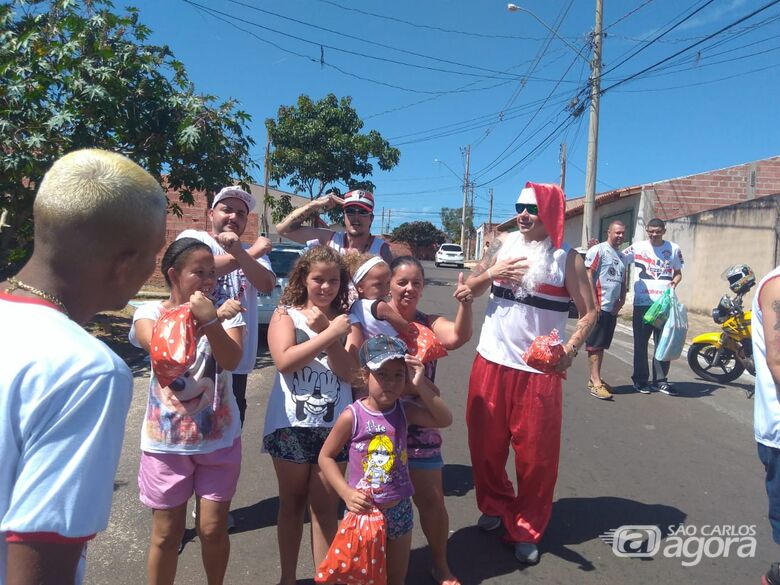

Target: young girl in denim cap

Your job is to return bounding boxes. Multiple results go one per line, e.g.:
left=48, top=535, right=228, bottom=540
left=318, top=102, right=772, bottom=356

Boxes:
left=129, top=237, right=245, bottom=585
left=262, top=245, right=362, bottom=585
left=319, top=335, right=453, bottom=585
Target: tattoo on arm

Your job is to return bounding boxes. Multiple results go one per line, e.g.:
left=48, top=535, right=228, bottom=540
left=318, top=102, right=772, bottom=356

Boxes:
left=569, top=312, right=597, bottom=349
left=773, top=300, right=780, bottom=331
left=471, top=239, right=502, bottom=277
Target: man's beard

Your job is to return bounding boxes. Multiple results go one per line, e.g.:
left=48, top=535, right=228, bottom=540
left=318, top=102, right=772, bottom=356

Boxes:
left=512, top=235, right=554, bottom=298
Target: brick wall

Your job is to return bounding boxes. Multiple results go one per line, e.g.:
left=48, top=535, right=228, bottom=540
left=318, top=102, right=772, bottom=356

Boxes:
left=146, top=188, right=260, bottom=289
left=652, top=156, right=780, bottom=220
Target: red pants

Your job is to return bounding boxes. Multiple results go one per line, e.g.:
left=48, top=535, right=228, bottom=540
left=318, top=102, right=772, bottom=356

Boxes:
left=466, top=353, right=563, bottom=543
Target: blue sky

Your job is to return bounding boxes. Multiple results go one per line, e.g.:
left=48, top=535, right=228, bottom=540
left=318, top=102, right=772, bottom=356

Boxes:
left=132, top=0, right=780, bottom=231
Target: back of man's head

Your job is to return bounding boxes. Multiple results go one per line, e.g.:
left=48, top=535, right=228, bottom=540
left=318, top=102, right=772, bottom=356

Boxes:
left=34, top=149, right=166, bottom=259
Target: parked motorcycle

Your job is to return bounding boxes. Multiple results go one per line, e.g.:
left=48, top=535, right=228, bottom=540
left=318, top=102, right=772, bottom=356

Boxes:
left=687, top=264, right=755, bottom=387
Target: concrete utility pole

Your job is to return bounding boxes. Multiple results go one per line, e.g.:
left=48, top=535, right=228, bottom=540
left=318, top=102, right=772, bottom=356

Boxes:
left=488, top=187, right=494, bottom=228
left=460, top=144, right=470, bottom=254
left=559, top=143, right=567, bottom=193
left=387, top=209, right=391, bottom=233
left=262, top=134, right=271, bottom=237
left=381, top=207, right=385, bottom=234
left=582, top=0, right=603, bottom=247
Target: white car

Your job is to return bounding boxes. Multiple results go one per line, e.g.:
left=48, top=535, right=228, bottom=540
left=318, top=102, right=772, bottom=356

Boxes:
left=435, top=243, right=464, bottom=268
left=257, top=244, right=305, bottom=327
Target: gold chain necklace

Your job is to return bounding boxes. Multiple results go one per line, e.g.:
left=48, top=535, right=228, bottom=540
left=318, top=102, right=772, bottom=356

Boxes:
left=6, top=277, right=69, bottom=317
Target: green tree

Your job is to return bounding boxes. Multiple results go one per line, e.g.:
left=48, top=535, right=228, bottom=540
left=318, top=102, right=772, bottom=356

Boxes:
left=265, top=94, right=400, bottom=223
left=390, top=221, right=446, bottom=249
left=0, top=0, right=256, bottom=277
left=440, top=206, right=474, bottom=243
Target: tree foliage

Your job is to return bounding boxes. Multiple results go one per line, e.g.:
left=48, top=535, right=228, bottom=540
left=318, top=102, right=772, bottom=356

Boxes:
left=0, top=0, right=257, bottom=277
left=265, top=93, right=400, bottom=222
left=390, top=221, right=446, bottom=249
left=440, top=206, right=475, bottom=243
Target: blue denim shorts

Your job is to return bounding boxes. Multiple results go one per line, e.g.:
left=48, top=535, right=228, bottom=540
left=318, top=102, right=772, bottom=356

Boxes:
left=407, top=453, right=444, bottom=471
left=758, top=442, right=780, bottom=544
left=382, top=497, right=413, bottom=539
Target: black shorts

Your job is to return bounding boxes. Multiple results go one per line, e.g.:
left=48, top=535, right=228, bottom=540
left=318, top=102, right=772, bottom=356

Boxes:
left=586, top=311, right=618, bottom=351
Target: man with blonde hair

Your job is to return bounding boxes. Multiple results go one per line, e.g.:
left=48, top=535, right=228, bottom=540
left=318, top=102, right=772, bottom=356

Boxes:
left=0, top=149, right=167, bottom=585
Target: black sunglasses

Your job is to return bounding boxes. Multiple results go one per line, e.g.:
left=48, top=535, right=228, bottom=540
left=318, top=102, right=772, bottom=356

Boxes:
left=515, top=203, right=539, bottom=215
left=345, top=208, right=372, bottom=216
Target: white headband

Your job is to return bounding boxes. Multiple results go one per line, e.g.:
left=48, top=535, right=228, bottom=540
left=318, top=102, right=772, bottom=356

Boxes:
left=352, top=256, right=387, bottom=287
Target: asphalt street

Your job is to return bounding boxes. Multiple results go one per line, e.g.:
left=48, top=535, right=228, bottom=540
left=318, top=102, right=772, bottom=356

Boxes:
left=87, top=261, right=770, bottom=584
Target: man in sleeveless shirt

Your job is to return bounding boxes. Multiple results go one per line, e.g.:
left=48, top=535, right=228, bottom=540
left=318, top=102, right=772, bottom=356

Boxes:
left=752, top=264, right=780, bottom=585
left=464, top=182, right=596, bottom=565
left=275, top=190, right=393, bottom=262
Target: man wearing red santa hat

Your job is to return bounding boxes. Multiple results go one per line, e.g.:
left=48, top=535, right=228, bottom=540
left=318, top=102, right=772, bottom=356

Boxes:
left=464, top=182, right=596, bottom=565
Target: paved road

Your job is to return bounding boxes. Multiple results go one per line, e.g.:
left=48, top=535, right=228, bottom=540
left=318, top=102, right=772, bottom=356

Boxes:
left=87, top=261, right=771, bottom=584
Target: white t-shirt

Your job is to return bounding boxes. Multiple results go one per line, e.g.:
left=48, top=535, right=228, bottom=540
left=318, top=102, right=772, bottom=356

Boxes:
left=349, top=299, right=398, bottom=338
left=585, top=242, right=628, bottom=311
left=130, top=302, right=245, bottom=454
left=177, top=230, right=274, bottom=374
left=754, top=266, right=780, bottom=448
left=0, top=294, right=133, bottom=582
left=622, top=239, right=684, bottom=306
left=263, top=307, right=352, bottom=438
left=476, top=232, right=571, bottom=373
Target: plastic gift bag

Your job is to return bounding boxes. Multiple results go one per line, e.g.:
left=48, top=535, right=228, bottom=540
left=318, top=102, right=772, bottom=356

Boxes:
left=523, top=329, right=566, bottom=374
left=315, top=507, right=387, bottom=585
left=398, top=322, right=448, bottom=364
left=643, top=288, right=672, bottom=328
left=655, top=289, right=688, bottom=362
left=150, top=304, right=197, bottom=388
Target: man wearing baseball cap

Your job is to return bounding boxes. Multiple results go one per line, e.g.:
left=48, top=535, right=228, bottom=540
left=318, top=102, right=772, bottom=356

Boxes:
left=178, top=186, right=276, bottom=425
left=464, top=182, right=596, bottom=565
left=275, top=189, right=393, bottom=262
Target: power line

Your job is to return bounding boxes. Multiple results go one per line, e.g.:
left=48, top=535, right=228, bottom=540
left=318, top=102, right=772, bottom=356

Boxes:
left=603, top=0, right=656, bottom=32
left=312, top=0, right=579, bottom=41
left=219, top=0, right=532, bottom=80
left=182, top=0, right=522, bottom=81
left=601, top=0, right=780, bottom=93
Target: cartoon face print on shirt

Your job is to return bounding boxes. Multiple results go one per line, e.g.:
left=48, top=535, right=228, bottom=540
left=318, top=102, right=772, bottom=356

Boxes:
left=213, top=269, right=247, bottom=307
left=155, top=350, right=218, bottom=416
left=291, top=365, right=341, bottom=423
left=362, top=434, right=395, bottom=490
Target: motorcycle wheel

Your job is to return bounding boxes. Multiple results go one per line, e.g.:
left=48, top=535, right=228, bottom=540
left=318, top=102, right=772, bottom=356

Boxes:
left=687, top=342, right=745, bottom=383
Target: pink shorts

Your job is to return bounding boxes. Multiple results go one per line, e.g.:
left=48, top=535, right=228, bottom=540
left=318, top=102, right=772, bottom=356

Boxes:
left=138, top=438, right=241, bottom=509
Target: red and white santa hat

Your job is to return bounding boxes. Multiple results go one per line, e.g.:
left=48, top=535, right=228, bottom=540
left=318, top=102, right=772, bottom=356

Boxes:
left=517, top=182, right=566, bottom=249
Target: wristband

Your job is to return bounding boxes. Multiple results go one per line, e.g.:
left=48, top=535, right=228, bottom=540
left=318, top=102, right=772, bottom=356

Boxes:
left=199, top=317, right=219, bottom=329
left=487, top=268, right=493, bottom=280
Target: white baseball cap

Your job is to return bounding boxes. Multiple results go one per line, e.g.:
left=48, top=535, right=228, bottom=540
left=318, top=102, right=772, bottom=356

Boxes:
left=212, top=186, right=256, bottom=212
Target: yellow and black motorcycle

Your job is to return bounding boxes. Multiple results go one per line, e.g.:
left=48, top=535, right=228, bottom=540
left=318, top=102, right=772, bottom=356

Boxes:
left=687, top=264, right=755, bottom=385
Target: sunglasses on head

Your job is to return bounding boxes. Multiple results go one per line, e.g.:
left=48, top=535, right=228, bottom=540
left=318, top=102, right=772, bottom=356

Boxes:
left=345, top=207, right=372, bottom=217
left=515, top=203, right=539, bottom=215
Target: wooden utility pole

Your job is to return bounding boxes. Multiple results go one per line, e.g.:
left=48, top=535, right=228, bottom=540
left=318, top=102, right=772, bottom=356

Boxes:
left=582, top=0, right=603, bottom=247
left=559, top=143, right=567, bottom=193
left=262, top=134, right=271, bottom=237
left=459, top=145, right=471, bottom=256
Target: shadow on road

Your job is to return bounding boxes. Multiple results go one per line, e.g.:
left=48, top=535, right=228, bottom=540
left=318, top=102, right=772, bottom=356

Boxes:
left=609, top=381, right=726, bottom=398
left=411, top=496, right=686, bottom=583
left=443, top=463, right=474, bottom=497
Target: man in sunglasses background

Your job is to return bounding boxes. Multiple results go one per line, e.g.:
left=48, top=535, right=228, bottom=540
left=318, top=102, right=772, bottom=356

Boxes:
left=276, top=189, right=393, bottom=262
left=464, top=181, right=596, bottom=566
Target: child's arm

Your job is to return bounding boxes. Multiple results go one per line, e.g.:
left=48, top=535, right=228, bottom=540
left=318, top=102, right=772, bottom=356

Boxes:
left=318, top=409, right=373, bottom=514
left=403, top=356, right=453, bottom=429
left=268, top=307, right=351, bottom=374
left=131, top=318, right=155, bottom=352
left=372, top=300, right=413, bottom=335
left=191, top=291, right=243, bottom=370
left=326, top=323, right=362, bottom=383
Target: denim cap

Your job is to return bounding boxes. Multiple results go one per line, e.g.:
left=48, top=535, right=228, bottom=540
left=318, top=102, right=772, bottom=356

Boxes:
left=359, top=335, right=408, bottom=370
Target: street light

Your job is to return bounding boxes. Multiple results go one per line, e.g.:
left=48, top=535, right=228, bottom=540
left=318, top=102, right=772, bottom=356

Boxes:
left=434, top=158, right=461, bottom=181
left=506, top=3, right=588, bottom=64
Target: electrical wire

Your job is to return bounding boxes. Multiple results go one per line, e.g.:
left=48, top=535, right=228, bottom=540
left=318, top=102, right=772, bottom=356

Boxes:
left=603, top=0, right=656, bottom=32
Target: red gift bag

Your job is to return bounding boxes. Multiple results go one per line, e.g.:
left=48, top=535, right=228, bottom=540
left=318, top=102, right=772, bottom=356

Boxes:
left=150, top=305, right=197, bottom=388
left=315, top=508, right=387, bottom=585
left=398, top=322, right=448, bottom=364
left=523, top=328, right=565, bottom=374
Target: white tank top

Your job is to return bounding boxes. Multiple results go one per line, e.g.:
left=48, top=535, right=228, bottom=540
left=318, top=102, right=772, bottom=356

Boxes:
left=328, top=232, right=387, bottom=256
left=754, top=265, right=780, bottom=447
left=476, top=232, right=571, bottom=373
